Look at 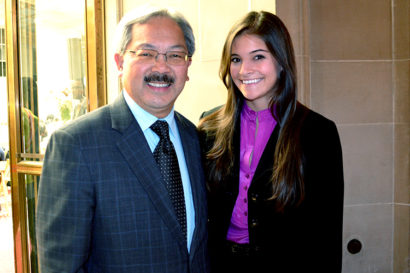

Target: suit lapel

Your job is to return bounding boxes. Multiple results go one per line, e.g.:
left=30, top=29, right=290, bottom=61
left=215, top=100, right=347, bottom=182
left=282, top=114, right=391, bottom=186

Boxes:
left=175, top=113, right=207, bottom=255
left=110, top=95, right=188, bottom=250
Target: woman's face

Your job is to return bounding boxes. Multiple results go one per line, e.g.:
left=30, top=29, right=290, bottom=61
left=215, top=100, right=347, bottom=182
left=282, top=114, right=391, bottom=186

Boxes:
left=230, top=34, right=281, bottom=111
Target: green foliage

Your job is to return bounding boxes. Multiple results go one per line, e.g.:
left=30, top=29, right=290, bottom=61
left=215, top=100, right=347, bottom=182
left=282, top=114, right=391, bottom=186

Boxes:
left=59, top=100, right=72, bottom=121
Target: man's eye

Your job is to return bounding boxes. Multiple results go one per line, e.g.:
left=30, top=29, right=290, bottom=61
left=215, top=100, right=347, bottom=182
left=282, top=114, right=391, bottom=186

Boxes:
left=168, top=53, right=184, bottom=59
left=139, top=51, right=154, bottom=57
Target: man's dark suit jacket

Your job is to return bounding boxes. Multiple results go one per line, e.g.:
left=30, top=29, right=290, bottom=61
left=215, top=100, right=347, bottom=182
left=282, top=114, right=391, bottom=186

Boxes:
left=200, top=105, right=344, bottom=273
left=36, top=94, right=209, bottom=273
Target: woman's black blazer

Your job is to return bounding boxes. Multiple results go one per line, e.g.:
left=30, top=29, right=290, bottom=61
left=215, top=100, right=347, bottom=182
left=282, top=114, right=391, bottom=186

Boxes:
left=200, top=105, right=344, bottom=273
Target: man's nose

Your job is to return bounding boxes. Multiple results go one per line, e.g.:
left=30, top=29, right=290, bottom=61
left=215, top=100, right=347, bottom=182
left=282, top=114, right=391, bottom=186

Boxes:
left=152, top=54, right=170, bottom=72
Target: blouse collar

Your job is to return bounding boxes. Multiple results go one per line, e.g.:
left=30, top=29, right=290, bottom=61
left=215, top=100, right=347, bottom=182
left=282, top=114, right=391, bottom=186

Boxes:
left=241, top=102, right=274, bottom=122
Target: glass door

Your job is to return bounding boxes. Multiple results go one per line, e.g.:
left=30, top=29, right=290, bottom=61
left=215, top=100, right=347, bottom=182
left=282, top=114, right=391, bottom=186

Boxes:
left=5, top=0, right=106, bottom=272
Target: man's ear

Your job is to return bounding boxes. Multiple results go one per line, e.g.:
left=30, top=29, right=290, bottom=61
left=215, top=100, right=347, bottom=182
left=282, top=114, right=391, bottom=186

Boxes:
left=114, top=53, right=124, bottom=76
left=186, top=59, right=192, bottom=81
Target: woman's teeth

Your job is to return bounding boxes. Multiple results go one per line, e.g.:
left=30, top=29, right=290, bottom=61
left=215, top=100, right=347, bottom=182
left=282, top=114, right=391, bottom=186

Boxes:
left=242, top=79, right=261, bottom=84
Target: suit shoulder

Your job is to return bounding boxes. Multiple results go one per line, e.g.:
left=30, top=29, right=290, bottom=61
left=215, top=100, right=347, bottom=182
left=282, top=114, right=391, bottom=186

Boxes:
left=175, top=111, right=197, bottom=130
left=55, top=104, right=111, bottom=137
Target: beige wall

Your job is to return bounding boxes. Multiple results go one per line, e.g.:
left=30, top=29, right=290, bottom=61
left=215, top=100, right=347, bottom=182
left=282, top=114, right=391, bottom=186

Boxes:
left=106, top=0, right=276, bottom=123
left=278, top=0, right=409, bottom=272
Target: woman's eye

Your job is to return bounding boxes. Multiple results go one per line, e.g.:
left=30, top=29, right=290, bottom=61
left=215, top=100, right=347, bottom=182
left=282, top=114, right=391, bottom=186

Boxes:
left=231, top=57, right=241, bottom=63
left=254, top=54, right=266, bottom=60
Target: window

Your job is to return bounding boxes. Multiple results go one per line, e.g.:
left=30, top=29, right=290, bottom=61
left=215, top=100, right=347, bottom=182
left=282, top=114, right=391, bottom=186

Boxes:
left=5, top=0, right=105, bottom=271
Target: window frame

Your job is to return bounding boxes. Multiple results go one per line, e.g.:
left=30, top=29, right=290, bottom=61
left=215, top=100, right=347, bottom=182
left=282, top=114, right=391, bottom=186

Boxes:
left=4, top=0, right=106, bottom=271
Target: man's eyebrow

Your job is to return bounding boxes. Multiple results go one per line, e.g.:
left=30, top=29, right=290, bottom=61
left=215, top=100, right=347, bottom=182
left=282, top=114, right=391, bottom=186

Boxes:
left=135, top=43, right=187, bottom=51
left=135, top=43, right=155, bottom=50
left=169, top=45, right=188, bottom=51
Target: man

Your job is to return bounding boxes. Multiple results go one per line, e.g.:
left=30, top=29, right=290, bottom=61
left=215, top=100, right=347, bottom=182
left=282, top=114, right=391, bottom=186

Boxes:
left=36, top=7, right=209, bottom=273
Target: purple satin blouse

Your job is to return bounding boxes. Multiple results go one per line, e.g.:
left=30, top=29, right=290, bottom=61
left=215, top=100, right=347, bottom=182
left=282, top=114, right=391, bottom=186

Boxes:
left=226, top=103, right=277, bottom=244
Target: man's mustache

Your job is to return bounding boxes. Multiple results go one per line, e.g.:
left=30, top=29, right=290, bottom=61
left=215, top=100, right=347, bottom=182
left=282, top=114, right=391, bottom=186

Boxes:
left=144, top=73, right=175, bottom=84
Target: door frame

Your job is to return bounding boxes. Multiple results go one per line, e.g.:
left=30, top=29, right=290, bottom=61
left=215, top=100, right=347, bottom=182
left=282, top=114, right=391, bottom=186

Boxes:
left=4, top=0, right=107, bottom=272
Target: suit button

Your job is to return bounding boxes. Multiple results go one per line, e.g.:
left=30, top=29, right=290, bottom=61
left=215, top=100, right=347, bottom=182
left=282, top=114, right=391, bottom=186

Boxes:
left=250, top=193, right=258, bottom=202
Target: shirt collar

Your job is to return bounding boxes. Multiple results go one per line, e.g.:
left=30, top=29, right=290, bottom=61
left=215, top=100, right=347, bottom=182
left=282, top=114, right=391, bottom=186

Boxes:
left=122, top=90, right=177, bottom=136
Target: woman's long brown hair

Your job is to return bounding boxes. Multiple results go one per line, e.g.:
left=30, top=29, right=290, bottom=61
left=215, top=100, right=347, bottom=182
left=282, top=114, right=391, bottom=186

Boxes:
left=198, top=11, right=308, bottom=212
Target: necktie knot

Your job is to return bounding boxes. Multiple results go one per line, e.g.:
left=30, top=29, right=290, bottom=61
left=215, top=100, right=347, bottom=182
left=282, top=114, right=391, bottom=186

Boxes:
left=151, top=120, right=170, bottom=140
left=151, top=120, right=172, bottom=153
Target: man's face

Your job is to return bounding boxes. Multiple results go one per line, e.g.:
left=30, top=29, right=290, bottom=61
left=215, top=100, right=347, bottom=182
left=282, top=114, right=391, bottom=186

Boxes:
left=115, top=16, right=191, bottom=118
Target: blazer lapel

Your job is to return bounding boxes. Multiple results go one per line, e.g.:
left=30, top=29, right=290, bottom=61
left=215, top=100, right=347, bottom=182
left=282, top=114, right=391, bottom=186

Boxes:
left=110, top=95, right=187, bottom=250
left=252, top=124, right=280, bottom=181
left=231, top=116, right=281, bottom=190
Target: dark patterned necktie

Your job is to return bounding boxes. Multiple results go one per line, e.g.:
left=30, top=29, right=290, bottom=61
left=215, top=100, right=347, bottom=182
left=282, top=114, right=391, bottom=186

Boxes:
left=151, top=120, right=187, bottom=240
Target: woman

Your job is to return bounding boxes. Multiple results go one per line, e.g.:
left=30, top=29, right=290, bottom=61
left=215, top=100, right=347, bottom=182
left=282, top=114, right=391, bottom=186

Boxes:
left=198, top=11, right=344, bottom=273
